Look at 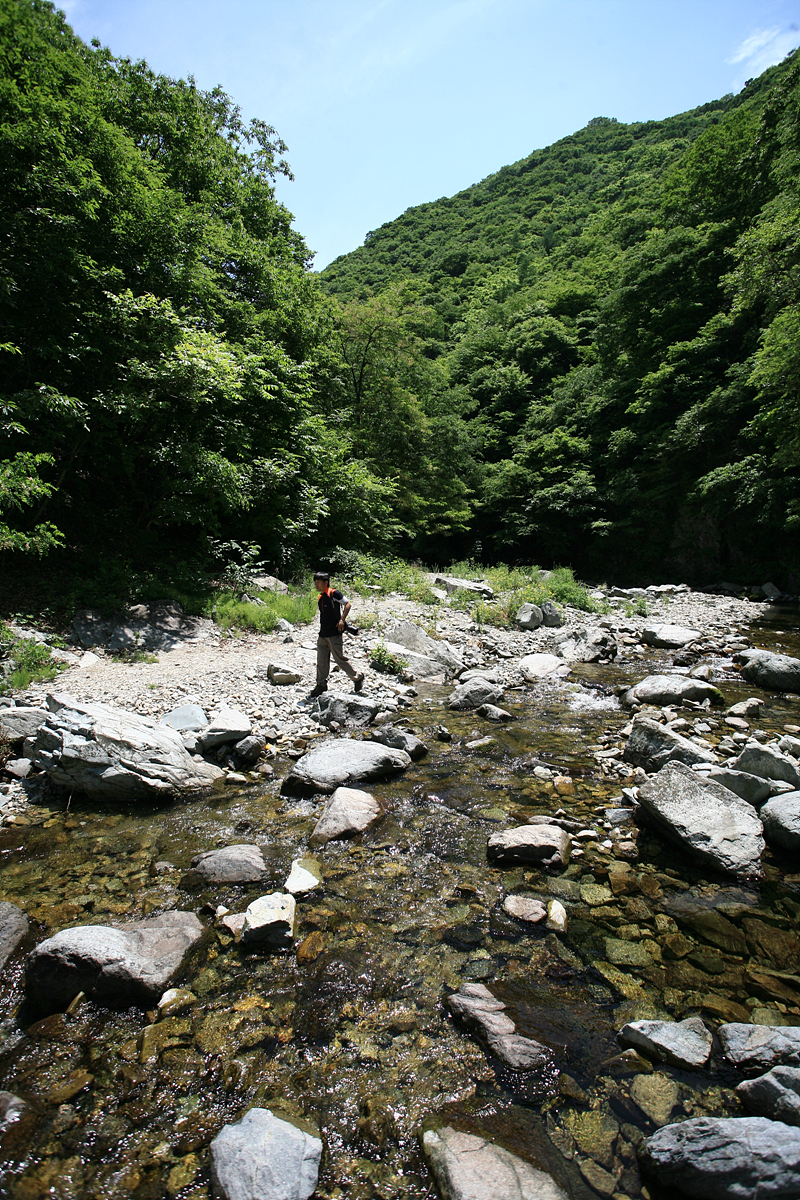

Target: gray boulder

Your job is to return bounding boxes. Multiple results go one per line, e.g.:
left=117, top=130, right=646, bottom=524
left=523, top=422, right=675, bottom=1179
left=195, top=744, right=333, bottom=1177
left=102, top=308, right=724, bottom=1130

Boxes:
left=370, top=725, right=427, bottom=760
left=447, top=678, right=504, bottom=710
left=477, top=703, right=513, bottom=721
left=642, top=623, right=701, bottom=648
left=503, top=895, right=547, bottom=923
left=623, top=716, right=718, bottom=772
left=234, top=734, right=266, bottom=764
left=197, top=704, right=252, bottom=752
left=487, top=825, right=570, bottom=868
left=780, top=734, right=800, bottom=759
left=761, top=792, right=800, bottom=851
left=422, top=1126, right=569, bottom=1200
left=446, top=983, right=556, bottom=1072
left=310, top=787, right=381, bottom=845
left=434, top=575, right=494, bottom=599
left=738, top=649, right=800, bottom=695
left=519, top=653, right=566, bottom=681
left=159, top=704, right=207, bottom=733
left=189, top=845, right=266, bottom=884
left=284, top=858, right=323, bottom=896
left=623, top=674, right=725, bottom=708
left=281, top=739, right=410, bottom=796
left=310, top=693, right=379, bottom=728
left=5, top=758, right=31, bottom=779
left=618, top=1017, right=712, bottom=1070
left=0, top=902, right=29, bottom=971
left=516, top=602, right=542, bottom=630
left=384, top=620, right=461, bottom=674
left=718, top=1024, right=800, bottom=1073
left=640, top=1116, right=800, bottom=1199
left=637, top=761, right=764, bottom=877
left=731, top=745, right=800, bottom=790
left=540, top=599, right=562, bottom=627
left=738, top=1067, right=800, bottom=1126
left=0, top=706, right=48, bottom=743
left=694, top=766, right=777, bottom=807
left=26, top=910, right=205, bottom=1012
left=210, top=1108, right=321, bottom=1200
left=241, top=893, right=296, bottom=950
left=382, top=643, right=446, bottom=681
left=31, top=693, right=223, bottom=801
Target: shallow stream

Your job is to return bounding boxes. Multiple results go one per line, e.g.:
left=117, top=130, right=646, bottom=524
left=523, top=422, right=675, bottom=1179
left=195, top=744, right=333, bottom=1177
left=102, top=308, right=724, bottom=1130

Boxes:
left=1, top=609, right=800, bottom=1200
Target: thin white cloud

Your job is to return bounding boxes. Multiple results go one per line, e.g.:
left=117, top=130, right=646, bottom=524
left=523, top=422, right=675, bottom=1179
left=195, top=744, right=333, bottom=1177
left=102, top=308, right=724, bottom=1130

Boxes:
left=728, top=25, right=800, bottom=76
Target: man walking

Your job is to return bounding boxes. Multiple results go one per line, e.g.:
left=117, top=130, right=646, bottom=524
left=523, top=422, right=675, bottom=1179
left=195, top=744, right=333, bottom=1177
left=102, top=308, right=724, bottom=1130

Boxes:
left=310, top=571, right=365, bottom=697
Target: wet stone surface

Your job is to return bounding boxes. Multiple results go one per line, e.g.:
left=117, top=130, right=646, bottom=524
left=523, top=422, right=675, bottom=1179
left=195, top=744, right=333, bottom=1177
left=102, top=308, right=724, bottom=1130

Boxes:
left=0, top=602, right=799, bottom=1198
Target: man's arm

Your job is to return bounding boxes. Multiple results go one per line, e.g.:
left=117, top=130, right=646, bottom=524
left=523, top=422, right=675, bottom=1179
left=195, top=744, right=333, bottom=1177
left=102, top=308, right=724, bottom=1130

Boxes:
left=337, top=596, right=351, bottom=631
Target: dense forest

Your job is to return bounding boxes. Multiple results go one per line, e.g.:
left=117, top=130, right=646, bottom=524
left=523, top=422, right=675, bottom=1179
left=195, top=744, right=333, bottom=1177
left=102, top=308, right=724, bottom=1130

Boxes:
left=2, top=0, right=799, bottom=600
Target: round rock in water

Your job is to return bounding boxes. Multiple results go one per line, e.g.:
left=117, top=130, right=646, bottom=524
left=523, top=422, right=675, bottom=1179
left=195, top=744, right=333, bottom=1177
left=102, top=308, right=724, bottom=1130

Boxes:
left=487, top=824, right=570, bottom=868
left=422, top=1126, right=568, bottom=1200
left=211, top=1107, right=322, bottom=1200
left=640, top=1116, right=800, bottom=1199
left=502, top=895, right=547, bottom=924
left=189, top=844, right=266, bottom=884
left=623, top=674, right=725, bottom=708
left=738, top=649, right=800, bottom=694
left=281, top=739, right=410, bottom=795
left=447, top=677, right=504, bottom=711
left=519, top=653, right=565, bottom=681
left=310, top=787, right=381, bottom=845
left=240, top=893, right=296, bottom=950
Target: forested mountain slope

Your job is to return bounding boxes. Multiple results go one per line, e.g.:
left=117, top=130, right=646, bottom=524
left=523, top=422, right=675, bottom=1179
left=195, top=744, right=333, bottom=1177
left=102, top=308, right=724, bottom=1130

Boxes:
left=322, top=58, right=800, bottom=586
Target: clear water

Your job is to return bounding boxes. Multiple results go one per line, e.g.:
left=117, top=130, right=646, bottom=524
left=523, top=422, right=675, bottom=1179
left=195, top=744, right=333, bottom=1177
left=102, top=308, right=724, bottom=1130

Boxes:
left=1, top=608, right=799, bottom=1199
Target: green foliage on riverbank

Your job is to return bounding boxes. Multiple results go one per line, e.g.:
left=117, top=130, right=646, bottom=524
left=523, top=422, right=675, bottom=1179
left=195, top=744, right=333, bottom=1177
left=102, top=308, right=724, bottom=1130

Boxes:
left=0, top=623, right=66, bottom=692
left=211, top=588, right=317, bottom=634
left=3, top=0, right=799, bottom=589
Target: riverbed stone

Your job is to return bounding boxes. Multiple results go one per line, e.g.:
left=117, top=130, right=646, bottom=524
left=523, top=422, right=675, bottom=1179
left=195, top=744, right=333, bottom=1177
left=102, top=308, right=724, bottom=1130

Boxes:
left=622, top=674, right=725, bottom=708
left=718, top=1023, right=800, bottom=1072
left=738, top=649, right=800, bottom=694
left=284, top=858, right=322, bottom=896
left=731, top=745, right=800, bottom=789
left=637, top=761, right=764, bottom=877
left=618, top=1016, right=712, bottom=1069
left=159, top=704, right=207, bottom=733
left=630, top=1072, right=679, bottom=1125
left=623, top=716, right=718, bottom=772
left=477, top=703, right=512, bottom=721
left=519, top=653, right=567, bottom=681
left=26, top=910, right=205, bottom=1012
left=210, top=1107, right=322, bottom=1200
left=434, top=575, right=494, bottom=599
left=370, top=724, right=428, bottom=760
left=446, top=982, right=556, bottom=1072
left=642, top=623, right=701, bottom=648
left=604, top=938, right=651, bottom=968
left=737, top=1067, right=800, bottom=1126
left=240, top=893, right=296, bottom=950
left=30, top=693, right=223, bottom=800
left=640, top=1115, right=800, bottom=1199
left=196, top=704, right=252, bottom=752
left=447, top=678, right=504, bottom=710
left=282, top=739, right=411, bottom=795
left=385, top=620, right=462, bottom=674
left=421, top=1126, right=568, bottom=1200
left=0, top=706, right=48, bottom=743
left=487, top=825, right=570, bottom=868
left=0, top=901, right=29, bottom=971
left=694, top=766, right=776, bottom=807
left=189, top=845, right=266, bottom=884
left=310, top=693, right=379, bottom=728
left=761, top=792, right=800, bottom=851
left=310, top=787, right=381, bottom=845
left=503, top=895, right=547, bottom=923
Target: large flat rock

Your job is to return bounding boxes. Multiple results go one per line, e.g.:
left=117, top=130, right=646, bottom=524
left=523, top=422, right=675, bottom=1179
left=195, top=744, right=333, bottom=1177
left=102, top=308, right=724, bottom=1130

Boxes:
left=618, top=1017, right=712, bottom=1070
left=384, top=620, right=461, bottom=674
left=26, top=910, right=205, bottom=1012
left=281, top=739, right=411, bottom=795
left=189, top=845, right=266, bottom=884
left=731, top=745, right=800, bottom=789
left=422, top=1126, right=568, bottom=1200
left=487, top=825, right=570, bottom=868
left=738, top=649, right=800, bottom=694
left=447, top=678, right=504, bottom=710
left=31, top=693, right=223, bottom=801
left=0, top=706, right=48, bottom=743
left=519, top=653, right=567, bottom=681
left=0, top=901, right=29, bottom=971
left=642, top=623, right=701, bottom=648
left=196, top=704, right=252, bottom=752
left=640, top=1116, right=800, bottom=1199
left=623, top=715, right=718, bottom=772
left=637, top=761, right=764, bottom=877
left=623, top=674, right=725, bottom=708
left=434, top=575, right=494, bottom=599
left=211, top=1108, right=322, bottom=1200
left=446, top=982, right=556, bottom=1073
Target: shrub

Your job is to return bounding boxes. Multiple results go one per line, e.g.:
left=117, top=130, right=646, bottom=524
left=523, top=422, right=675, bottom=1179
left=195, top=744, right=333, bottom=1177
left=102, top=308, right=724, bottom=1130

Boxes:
left=211, top=589, right=317, bottom=634
left=369, top=641, right=407, bottom=675
left=0, top=624, right=67, bottom=693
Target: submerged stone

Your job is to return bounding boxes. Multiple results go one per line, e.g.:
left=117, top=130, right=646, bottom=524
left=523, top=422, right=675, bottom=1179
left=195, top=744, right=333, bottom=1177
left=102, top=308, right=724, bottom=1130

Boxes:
left=282, top=739, right=410, bottom=795
left=422, top=1126, right=569, bottom=1200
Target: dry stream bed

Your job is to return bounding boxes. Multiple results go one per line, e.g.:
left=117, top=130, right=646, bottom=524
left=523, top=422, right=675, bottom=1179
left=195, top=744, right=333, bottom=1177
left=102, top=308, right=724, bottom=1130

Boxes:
left=1, top=599, right=800, bottom=1199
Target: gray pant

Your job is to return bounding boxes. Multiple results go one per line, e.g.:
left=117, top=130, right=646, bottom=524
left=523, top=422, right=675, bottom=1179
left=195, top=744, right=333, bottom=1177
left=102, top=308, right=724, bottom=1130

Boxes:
left=316, top=635, right=359, bottom=685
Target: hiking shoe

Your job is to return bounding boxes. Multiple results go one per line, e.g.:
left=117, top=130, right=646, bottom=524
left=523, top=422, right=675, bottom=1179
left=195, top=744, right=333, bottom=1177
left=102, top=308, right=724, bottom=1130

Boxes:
left=354, top=673, right=365, bottom=693
left=309, top=683, right=326, bottom=698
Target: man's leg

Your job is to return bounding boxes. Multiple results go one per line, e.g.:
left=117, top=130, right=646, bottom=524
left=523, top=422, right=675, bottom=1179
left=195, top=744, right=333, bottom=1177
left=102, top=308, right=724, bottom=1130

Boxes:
left=327, top=635, right=360, bottom=682
left=316, top=637, right=331, bottom=687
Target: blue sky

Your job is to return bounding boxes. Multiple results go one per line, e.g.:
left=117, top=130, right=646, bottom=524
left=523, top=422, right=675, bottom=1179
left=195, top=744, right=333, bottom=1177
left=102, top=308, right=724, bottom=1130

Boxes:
left=64, top=0, right=800, bottom=270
